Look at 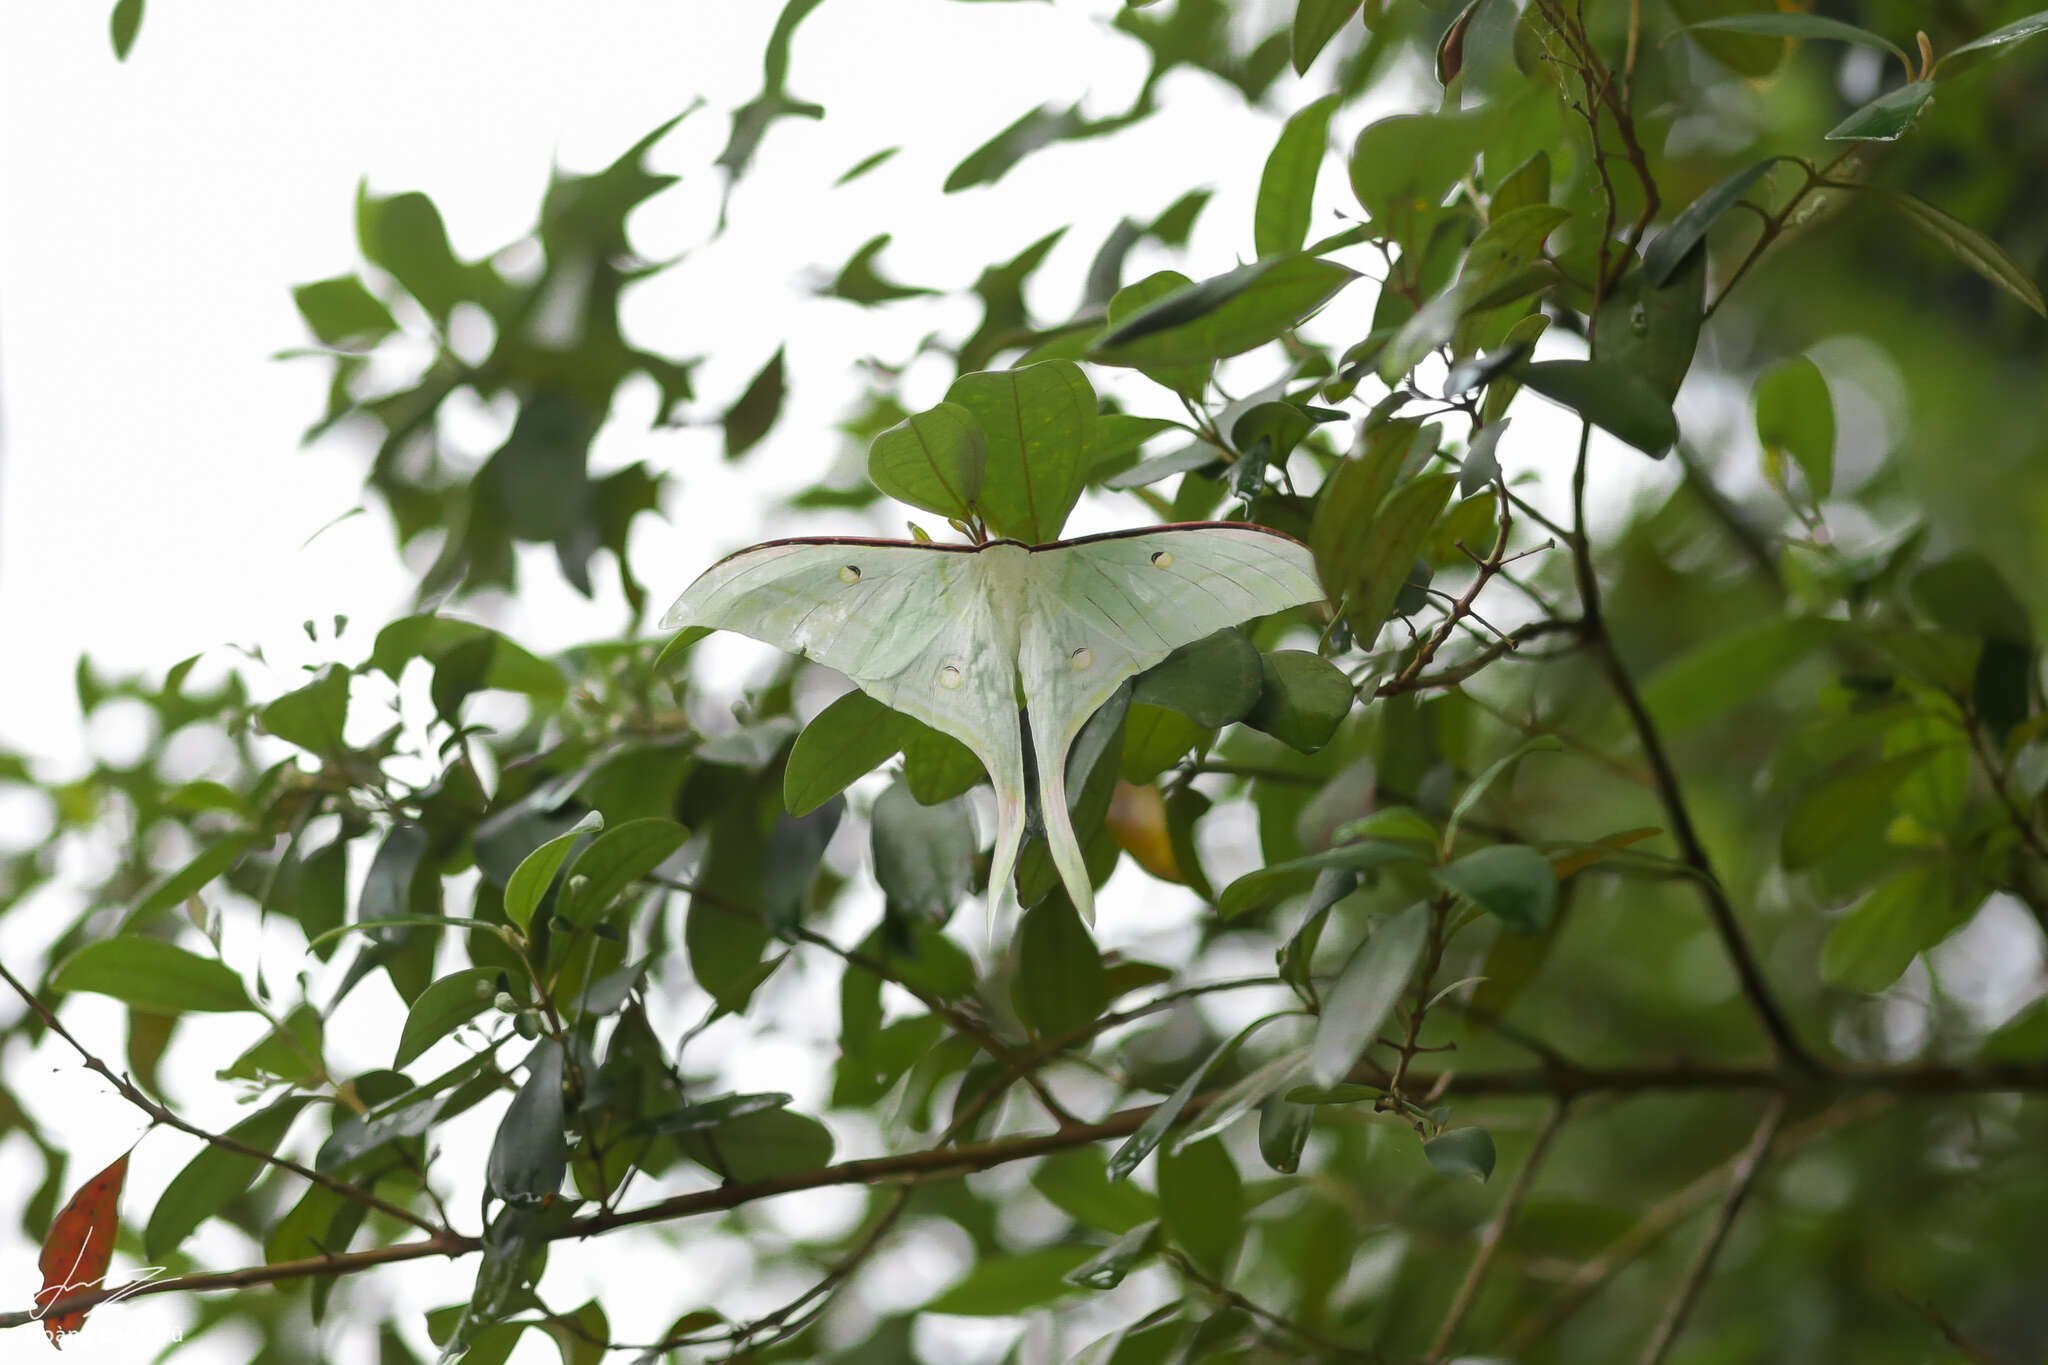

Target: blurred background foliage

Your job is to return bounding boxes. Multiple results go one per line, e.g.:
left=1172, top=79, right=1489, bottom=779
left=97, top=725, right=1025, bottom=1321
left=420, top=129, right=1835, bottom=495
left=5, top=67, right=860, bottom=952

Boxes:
left=8, top=1, right=2048, bottom=1362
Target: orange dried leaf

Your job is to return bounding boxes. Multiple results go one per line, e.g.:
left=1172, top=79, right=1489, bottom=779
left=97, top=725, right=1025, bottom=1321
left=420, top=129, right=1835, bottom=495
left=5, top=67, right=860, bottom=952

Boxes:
left=36, top=1152, right=129, bottom=1347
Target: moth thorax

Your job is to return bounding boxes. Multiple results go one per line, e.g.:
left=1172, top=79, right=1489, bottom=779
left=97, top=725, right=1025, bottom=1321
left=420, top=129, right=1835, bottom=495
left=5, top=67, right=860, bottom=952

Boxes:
left=1150, top=550, right=1173, bottom=568
left=839, top=565, right=861, bottom=583
left=939, top=664, right=964, bottom=689
left=1070, top=647, right=1093, bottom=671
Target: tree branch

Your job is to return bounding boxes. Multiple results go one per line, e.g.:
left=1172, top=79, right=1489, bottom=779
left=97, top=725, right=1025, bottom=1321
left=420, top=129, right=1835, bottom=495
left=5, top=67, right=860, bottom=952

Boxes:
left=15, top=1054, right=2048, bottom=1332
left=1566, top=422, right=1817, bottom=1072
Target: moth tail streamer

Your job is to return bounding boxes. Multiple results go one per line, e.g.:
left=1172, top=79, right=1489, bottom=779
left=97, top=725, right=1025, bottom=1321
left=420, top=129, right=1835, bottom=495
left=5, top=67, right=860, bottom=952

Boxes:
left=984, top=782, right=1027, bottom=946
left=1037, top=747, right=1096, bottom=926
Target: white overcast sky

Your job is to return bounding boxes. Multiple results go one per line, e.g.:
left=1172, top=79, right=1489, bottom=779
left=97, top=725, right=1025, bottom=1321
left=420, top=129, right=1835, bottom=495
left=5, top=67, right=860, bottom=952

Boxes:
left=0, top=3, right=1730, bottom=1360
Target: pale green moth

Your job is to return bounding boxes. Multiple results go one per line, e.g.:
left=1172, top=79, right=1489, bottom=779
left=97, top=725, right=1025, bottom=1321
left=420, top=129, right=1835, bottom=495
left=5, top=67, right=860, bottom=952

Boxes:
left=662, top=523, right=1323, bottom=926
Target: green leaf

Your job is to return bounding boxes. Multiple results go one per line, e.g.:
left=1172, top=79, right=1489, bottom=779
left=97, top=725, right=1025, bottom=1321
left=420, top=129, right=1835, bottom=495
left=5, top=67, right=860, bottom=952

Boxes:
left=1643, top=159, right=1796, bottom=287
left=870, top=779, right=978, bottom=918
left=1065, top=1219, right=1162, bottom=1291
left=867, top=402, right=988, bottom=524
left=395, top=967, right=503, bottom=1067
left=260, top=665, right=351, bottom=755
left=292, top=276, right=398, bottom=348
left=1255, top=94, right=1341, bottom=258
left=1937, top=10, right=2048, bottom=72
left=674, top=1107, right=834, bottom=1183
left=1090, top=255, right=1358, bottom=369
left=642, top=1091, right=793, bottom=1136
left=439, top=1207, right=543, bottom=1362
left=786, top=691, right=911, bottom=817
left=1642, top=619, right=1835, bottom=734
left=1309, top=418, right=1426, bottom=600
left=504, top=811, right=602, bottom=933
left=1107, top=1014, right=1287, bottom=1180
left=110, top=0, right=143, bottom=59
left=1133, top=628, right=1263, bottom=726
left=1825, top=81, right=1935, bottom=142
left=1677, top=13, right=1908, bottom=67
left=218, top=1004, right=325, bottom=1084
left=1463, top=205, right=1573, bottom=291
left=926, top=1246, right=1095, bottom=1316
left=146, top=1097, right=309, bottom=1259
left=133, top=832, right=257, bottom=923
left=1219, top=840, right=1425, bottom=919
left=1348, top=108, right=1491, bottom=247
left=1105, top=271, right=1210, bottom=397
left=1516, top=359, right=1678, bottom=456
left=947, top=361, right=1097, bottom=544
left=1158, top=1138, right=1244, bottom=1277
left=561, top=818, right=687, bottom=927
left=356, top=189, right=467, bottom=321
left=1782, top=751, right=1947, bottom=869
left=1258, top=1095, right=1314, bottom=1173
left=1446, top=737, right=1562, bottom=848
left=1285, top=1083, right=1385, bottom=1105
left=1870, top=187, right=2047, bottom=319
left=944, top=100, right=1096, bottom=194
left=1101, top=443, right=1219, bottom=490
left=487, top=1041, right=567, bottom=1207
left=1335, top=807, right=1442, bottom=848
left=1595, top=250, right=1706, bottom=401
left=723, top=347, right=786, bottom=460
left=53, top=938, right=253, bottom=1015
left=1309, top=901, right=1429, bottom=1087
left=1292, top=0, right=1360, bottom=73
left=368, top=616, right=565, bottom=703
left=1033, top=1148, right=1159, bottom=1233
left=1243, top=650, right=1353, bottom=753
left=686, top=895, right=776, bottom=1017
left=1434, top=845, right=1557, bottom=933
left=820, top=234, right=935, bottom=306
left=1821, top=862, right=1976, bottom=992
left=305, top=916, right=503, bottom=956
left=834, top=145, right=899, bottom=185
left=1754, top=356, right=1836, bottom=499
left=1424, top=1125, right=1496, bottom=1182
left=1490, top=151, right=1551, bottom=218
left=1012, top=895, right=1105, bottom=1039
left=1911, top=554, right=2033, bottom=646
left=316, top=1061, right=480, bottom=1171
left=1120, top=703, right=1209, bottom=782
left=904, top=720, right=988, bottom=803
left=1344, top=471, right=1459, bottom=641
left=429, top=635, right=496, bottom=725
left=1231, top=401, right=1320, bottom=465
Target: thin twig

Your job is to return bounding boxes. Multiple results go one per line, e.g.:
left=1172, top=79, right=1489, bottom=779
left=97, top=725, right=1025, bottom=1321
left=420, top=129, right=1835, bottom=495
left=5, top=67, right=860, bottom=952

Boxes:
left=1428, top=1100, right=1572, bottom=1361
left=1375, top=618, right=1582, bottom=697
left=0, top=956, right=442, bottom=1237
left=1508, top=1095, right=1874, bottom=1357
left=1891, top=1292, right=2011, bottom=1365
left=1162, top=1248, right=1384, bottom=1361
left=1636, top=1095, right=1786, bottom=1364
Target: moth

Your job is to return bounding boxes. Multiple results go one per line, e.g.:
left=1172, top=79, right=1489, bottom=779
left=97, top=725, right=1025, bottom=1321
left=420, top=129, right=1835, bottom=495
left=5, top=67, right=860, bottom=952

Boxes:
left=662, top=523, right=1323, bottom=924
